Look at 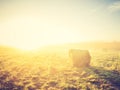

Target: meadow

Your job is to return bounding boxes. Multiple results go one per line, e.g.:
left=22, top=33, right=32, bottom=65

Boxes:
left=0, top=42, right=120, bottom=90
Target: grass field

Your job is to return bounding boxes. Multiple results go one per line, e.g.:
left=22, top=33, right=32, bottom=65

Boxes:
left=0, top=42, right=120, bottom=90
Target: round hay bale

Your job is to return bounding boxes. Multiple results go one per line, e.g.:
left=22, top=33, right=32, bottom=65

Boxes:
left=69, top=49, right=91, bottom=67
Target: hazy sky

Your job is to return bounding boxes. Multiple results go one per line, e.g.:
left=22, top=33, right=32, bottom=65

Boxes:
left=0, top=0, right=120, bottom=49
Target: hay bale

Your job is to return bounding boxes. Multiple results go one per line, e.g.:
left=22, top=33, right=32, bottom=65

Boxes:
left=69, top=49, right=91, bottom=67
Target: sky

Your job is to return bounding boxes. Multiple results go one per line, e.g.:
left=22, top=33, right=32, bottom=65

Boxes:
left=0, top=0, right=120, bottom=49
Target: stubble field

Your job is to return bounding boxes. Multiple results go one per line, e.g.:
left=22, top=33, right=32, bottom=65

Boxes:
left=0, top=43, right=120, bottom=90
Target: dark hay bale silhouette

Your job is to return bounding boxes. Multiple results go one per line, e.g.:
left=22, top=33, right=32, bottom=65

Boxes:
left=69, top=49, right=91, bottom=68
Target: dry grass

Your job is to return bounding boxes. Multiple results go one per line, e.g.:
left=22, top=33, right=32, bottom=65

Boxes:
left=0, top=44, right=120, bottom=90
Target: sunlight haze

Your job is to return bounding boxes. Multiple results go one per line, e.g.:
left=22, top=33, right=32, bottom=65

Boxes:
left=0, top=0, right=120, bottom=50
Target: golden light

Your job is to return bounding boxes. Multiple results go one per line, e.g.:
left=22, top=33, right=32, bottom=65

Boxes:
left=3, top=16, right=81, bottom=51
left=0, top=0, right=116, bottom=51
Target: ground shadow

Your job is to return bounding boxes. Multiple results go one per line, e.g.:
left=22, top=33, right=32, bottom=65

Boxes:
left=88, top=66, right=120, bottom=89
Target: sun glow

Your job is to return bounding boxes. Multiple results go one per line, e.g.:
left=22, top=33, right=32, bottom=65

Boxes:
left=1, top=0, right=118, bottom=51
left=2, top=16, right=81, bottom=50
